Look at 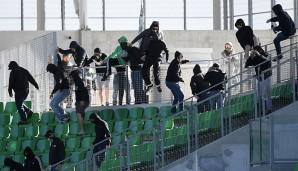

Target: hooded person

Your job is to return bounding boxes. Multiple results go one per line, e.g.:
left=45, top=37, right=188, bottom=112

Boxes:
left=190, top=64, right=210, bottom=112
left=24, top=146, right=43, bottom=171
left=130, top=21, right=164, bottom=53
left=8, top=61, right=39, bottom=125
left=266, top=4, right=296, bottom=60
left=4, top=158, right=24, bottom=171
left=58, top=41, right=87, bottom=67
left=46, top=64, right=70, bottom=122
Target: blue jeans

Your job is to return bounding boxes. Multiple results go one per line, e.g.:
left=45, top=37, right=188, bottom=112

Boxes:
left=209, top=90, right=224, bottom=110
left=273, top=32, right=289, bottom=56
left=93, top=142, right=106, bottom=167
left=166, top=81, right=184, bottom=113
left=14, top=88, right=31, bottom=121
left=50, top=89, right=70, bottom=120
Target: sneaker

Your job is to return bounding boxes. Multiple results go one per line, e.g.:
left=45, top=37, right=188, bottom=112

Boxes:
left=145, top=84, right=153, bottom=93
left=273, top=54, right=283, bottom=62
left=157, top=86, right=162, bottom=93
left=59, top=117, right=70, bottom=123
left=17, top=120, right=28, bottom=125
left=27, top=111, right=33, bottom=119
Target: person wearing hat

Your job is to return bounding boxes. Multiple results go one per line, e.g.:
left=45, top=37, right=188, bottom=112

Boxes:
left=46, top=64, right=70, bottom=122
left=4, top=157, right=24, bottom=171
left=204, top=63, right=226, bottom=110
left=266, top=4, right=296, bottom=60
left=89, top=113, right=111, bottom=167
left=44, top=130, right=66, bottom=171
left=165, top=51, right=190, bottom=114
left=24, top=146, right=43, bottom=171
left=84, top=48, right=110, bottom=106
left=58, top=41, right=87, bottom=67
left=190, top=64, right=210, bottom=113
left=8, top=61, right=39, bottom=125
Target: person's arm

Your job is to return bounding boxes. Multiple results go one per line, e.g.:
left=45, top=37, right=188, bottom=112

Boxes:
left=103, top=47, right=119, bottom=63
left=8, top=72, right=15, bottom=97
left=161, top=41, right=169, bottom=62
left=56, top=53, right=63, bottom=69
left=131, top=29, right=149, bottom=45
left=267, top=17, right=278, bottom=22
left=190, top=76, right=197, bottom=95
left=181, top=60, right=190, bottom=64
left=58, top=48, right=73, bottom=55
left=57, top=140, right=66, bottom=162
left=25, top=69, right=39, bottom=90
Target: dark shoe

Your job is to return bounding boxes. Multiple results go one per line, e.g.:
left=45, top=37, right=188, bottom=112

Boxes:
left=17, top=120, right=28, bottom=125
left=27, top=111, right=33, bottom=119
left=273, top=54, right=283, bottom=61
left=145, top=84, right=153, bottom=93
left=157, top=86, right=162, bottom=93
left=59, top=117, right=70, bottom=123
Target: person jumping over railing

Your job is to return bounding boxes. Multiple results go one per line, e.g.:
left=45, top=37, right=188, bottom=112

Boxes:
left=266, top=4, right=296, bottom=61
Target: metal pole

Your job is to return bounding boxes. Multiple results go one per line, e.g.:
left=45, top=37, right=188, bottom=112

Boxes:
left=160, top=120, right=165, bottom=167
left=184, top=0, right=186, bottom=30
left=126, top=65, right=129, bottom=104
left=153, top=129, right=157, bottom=170
left=269, top=116, right=274, bottom=169
left=229, top=0, right=234, bottom=30
left=126, top=136, right=131, bottom=171
left=21, top=0, right=24, bottom=30
left=144, top=0, right=146, bottom=28
left=240, top=53, right=243, bottom=93
left=102, top=0, right=105, bottom=31
left=295, top=0, right=298, bottom=28
left=248, top=0, right=253, bottom=28
left=119, top=144, right=123, bottom=171
left=61, top=0, right=65, bottom=30
left=253, top=77, right=258, bottom=119
left=223, top=0, right=228, bottom=30
left=271, top=0, right=276, bottom=19
left=187, top=111, right=191, bottom=154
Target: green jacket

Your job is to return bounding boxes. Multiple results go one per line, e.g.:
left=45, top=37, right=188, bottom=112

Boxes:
left=103, top=36, right=128, bottom=65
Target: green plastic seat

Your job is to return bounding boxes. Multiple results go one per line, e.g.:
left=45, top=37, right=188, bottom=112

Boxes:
left=66, top=137, right=81, bottom=152
left=4, top=101, right=17, bottom=114
left=24, top=101, right=32, bottom=109
left=294, top=163, right=298, bottom=171
left=41, top=153, right=49, bottom=167
left=10, top=126, right=25, bottom=140
left=159, top=106, right=171, bottom=118
left=99, top=109, right=114, bottom=121
left=70, top=151, right=84, bottom=163
left=143, top=119, right=158, bottom=131
left=40, top=111, right=55, bottom=124
left=54, top=123, right=69, bottom=137
left=0, top=102, right=4, bottom=113
left=68, top=122, right=81, bottom=137
left=105, top=147, right=117, bottom=160
left=143, top=106, right=158, bottom=119
left=36, top=139, right=50, bottom=154
left=126, top=120, right=143, bottom=133
left=106, top=121, right=114, bottom=133
left=84, top=110, right=97, bottom=121
left=0, top=141, right=7, bottom=152
left=61, top=163, right=75, bottom=171
left=81, top=137, right=95, bottom=149
left=1, top=167, right=10, bottom=171
left=113, top=120, right=129, bottom=134
left=0, top=114, right=11, bottom=126
left=127, top=135, right=141, bottom=146
left=84, top=122, right=95, bottom=135
left=22, top=139, right=36, bottom=151
left=0, top=126, right=10, bottom=140
left=38, top=124, right=54, bottom=138
left=114, top=108, right=129, bottom=121
left=12, top=153, right=25, bottom=163
left=69, top=111, right=78, bottom=122
left=23, top=124, right=38, bottom=139
left=27, top=112, right=40, bottom=123
left=11, top=113, right=21, bottom=125
left=128, top=107, right=143, bottom=120
left=111, top=135, right=125, bottom=145
left=6, top=140, right=21, bottom=154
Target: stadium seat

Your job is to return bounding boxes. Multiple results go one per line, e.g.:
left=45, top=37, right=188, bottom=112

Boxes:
left=70, top=151, right=84, bottom=163
left=111, top=135, right=125, bottom=145
left=12, top=153, right=25, bottom=163
left=23, top=124, right=38, bottom=139
left=113, top=121, right=129, bottom=134
left=125, top=120, right=143, bottom=134
left=11, top=113, right=21, bottom=125
left=66, top=137, right=81, bottom=152
left=3, top=101, right=17, bottom=114
left=128, top=107, right=143, bottom=121
left=99, top=109, right=114, bottom=121
left=38, top=124, right=54, bottom=138
left=0, top=154, right=8, bottom=168
left=27, top=112, right=40, bottom=123
left=24, top=101, right=32, bottom=109
left=0, top=114, right=11, bottom=126
left=143, top=106, right=158, bottom=119
left=54, top=123, right=69, bottom=137
left=106, top=121, right=114, bottom=133
left=127, top=135, right=141, bottom=146
left=36, top=139, right=50, bottom=154
left=10, top=126, right=25, bottom=140
left=159, top=106, right=171, bottom=118
left=68, top=122, right=81, bottom=137
left=6, top=140, right=21, bottom=154
left=114, top=108, right=129, bottom=121
left=84, top=110, right=97, bottom=121
left=0, top=101, right=3, bottom=113
left=84, top=122, right=95, bottom=136
left=21, top=139, right=36, bottom=151
left=69, top=111, right=78, bottom=122
left=0, top=141, right=7, bottom=152
left=81, top=137, right=95, bottom=149
left=41, top=153, right=49, bottom=167
left=0, top=126, right=10, bottom=140
left=40, top=111, right=55, bottom=124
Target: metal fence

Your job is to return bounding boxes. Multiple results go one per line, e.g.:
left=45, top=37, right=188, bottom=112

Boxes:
left=45, top=36, right=298, bottom=170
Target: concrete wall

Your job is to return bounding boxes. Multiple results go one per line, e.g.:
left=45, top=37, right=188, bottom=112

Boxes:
left=0, top=30, right=278, bottom=60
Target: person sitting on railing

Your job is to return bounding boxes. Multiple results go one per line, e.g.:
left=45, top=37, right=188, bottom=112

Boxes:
left=266, top=4, right=296, bottom=61
left=220, top=42, right=239, bottom=84
left=89, top=113, right=111, bottom=168
left=245, top=45, right=272, bottom=114
left=84, top=48, right=110, bottom=106
left=235, top=19, right=260, bottom=60
left=204, top=63, right=226, bottom=110
left=58, top=41, right=87, bottom=67
left=166, top=51, right=190, bottom=114
left=190, top=64, right=210, bottom=113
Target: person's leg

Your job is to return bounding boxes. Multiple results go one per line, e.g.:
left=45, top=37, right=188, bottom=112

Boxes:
left=104, top=77, right=110, bottom=106
left=244, top=44, right=251, bottom=60
left=14, top=89, right=28, bottom=122
left=118, top=72, right=125, bottom=105
left=273, top=32, right=288, bottom=58
left=141, top=59, right=153, bottom=86
left=166, top=82, right=179, bottom=113
left=112, top=73, right=119, bottom=105
left=217, top=91, right=224, bottom=109
left=153, top=60, right=161, bottom=86
left=50, top=89, right=70, bottom=121
left=174, top=84, right=184, bottom=112
left=125, top=75, right=131, bottom=105
left=208, top=90, right=218, bottom=110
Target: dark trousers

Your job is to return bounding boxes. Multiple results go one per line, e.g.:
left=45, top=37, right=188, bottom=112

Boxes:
left=118, top=72, right=127, bottom=105
left=273, top=32, right=289, bottom=56
left=141, top=57, right=161, bottom=86
left=197, top=92, right=210, bottom=113
left=14, top=88, right=31, bottom=121
left=93, top=142, right=106, bottom=167
left=131, top=68, right=146, bottom=104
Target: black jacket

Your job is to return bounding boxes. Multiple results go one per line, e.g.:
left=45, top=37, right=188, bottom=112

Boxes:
left=190, top=65, right=209, bottom=95
left=69, top=70, right=89, bottom=102
left=146, top=39, right=169, bottom=61
left=47, top=64, right=70, bottom=94
left=49, top=137, right=66, bottom=165
left=93, top=118, right=111, bottom=145
left=8, top=63, right=38, bottom=95
left=24, top=146, right=42, bottom=171
left=204, top=69, right=226, bottom=91
left=236, top=26, right=254, bottom=49
left=4, top=158, right=24, bottom=171
left=58, top=41, right=87, bottom=67
left=270, top=4, right=296, bottom=37
left=166, top=59, right=189, bottom=82
left=84, top=53, right=108, bottom=73
left=245, top=51, right=272, bottom=80
left=128, top=47, right=144, bottom=71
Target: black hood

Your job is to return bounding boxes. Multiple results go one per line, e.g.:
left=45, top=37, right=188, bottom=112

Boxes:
left=69, top=41, right=79, bottom=49
left=150, top=21, right=159, bottom=29
left=46, top=64, right=58, bottom=74
left=272, top=4, right=283, bottom=15
left=235, top=18, right=245, bottom=27
left=24, top=146, right=35, bottom=158
left=8, top=61, right=19, bottom=70
left=174, top=51, right=182, bottom=60
left=193, top=64, right=202, bottom=75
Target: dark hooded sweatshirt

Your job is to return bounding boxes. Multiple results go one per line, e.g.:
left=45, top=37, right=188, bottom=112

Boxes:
left=235, top=19, right=255, bottom=49
left=46, top=64, right=70, bottom=95
left=92, top=117, right=111, bottom=146
left=4, top=158, right=24, bottom=171
left=204, top=68, right=226, bottom=91
left=146, top=31, right=169, bottom=61
left=270, top=4, right=296, bottom=37
left=166, top=52, right=189, bottom=83
left=24, top=146, right=42, bottom=171
left=190, top=64, right=209, bottom=95
left=8, top=61, right=39, bottom=95
left=84, top=53, right=108, bottom=73
left=49, top=137, right=66, bottom=165
left=58, top=41, right=87, bottom=67
left=69, top=70, right=89, bottom=102
left=131, top=21, right=161, bottom=52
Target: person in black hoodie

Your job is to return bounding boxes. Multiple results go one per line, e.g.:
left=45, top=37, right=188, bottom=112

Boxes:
left=204, top=63, right=226, bottom=110
left=245, top=45, right=272, bottom=113
left=46, top=64, right=70, bottom=122
left=4, top=158, right=24, bottom=171
left=142, top=31, right=169, bottom=93
left=8, top=61, right=39, bottom=125
left=58, top=41, right=87, bottom=67
left=23, top=146, right=43, bottom=171
left=235, top=19, right=260, bottom=60
left=69, top=70, right=90, bottom=135
left=266, top=4, right=296, bottom=60
left=44, top=130, right=66, bottom=171
left=89, top=113, right=111, bottom=167
left=166, top=51, right=190, bottom=114
left=190, top=64, right=210, bottom=113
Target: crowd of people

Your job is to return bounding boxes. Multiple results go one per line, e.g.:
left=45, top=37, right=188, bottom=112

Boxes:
left=4, top=4, right=296, bottom=171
